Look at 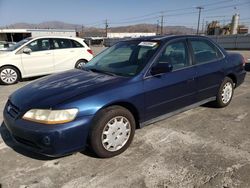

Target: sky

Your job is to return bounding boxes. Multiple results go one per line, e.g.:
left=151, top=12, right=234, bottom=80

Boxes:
left=0, top=0, right=250, bottom=29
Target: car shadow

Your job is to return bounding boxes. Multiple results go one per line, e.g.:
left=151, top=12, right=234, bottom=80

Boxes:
left=0, top=122, right=98, bottom=160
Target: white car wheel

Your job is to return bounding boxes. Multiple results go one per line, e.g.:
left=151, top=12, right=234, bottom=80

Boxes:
left=0, top=67, right=19, bottom=85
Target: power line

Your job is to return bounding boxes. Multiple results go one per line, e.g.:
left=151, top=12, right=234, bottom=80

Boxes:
left=204, top=1, right=250, bottom=12
left=115, top=0, right=232, bottom=22
left=82, top=1, right=250, bottom=28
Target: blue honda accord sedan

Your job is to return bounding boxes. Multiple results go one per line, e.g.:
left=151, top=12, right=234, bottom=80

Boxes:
left=3, top=35, right=246, bottom=158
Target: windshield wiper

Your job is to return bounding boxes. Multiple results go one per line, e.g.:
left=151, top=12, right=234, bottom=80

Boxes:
left=88, top=68, right=117, bottom=76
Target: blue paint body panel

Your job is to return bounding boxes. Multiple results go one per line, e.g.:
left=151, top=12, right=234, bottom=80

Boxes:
left=3, top=35, right=246, bottom=157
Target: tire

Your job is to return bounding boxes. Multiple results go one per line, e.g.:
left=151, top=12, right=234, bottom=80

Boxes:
left=215, top=77, right=234, bottom=108
left=75, top=59, right=87, bottom=69
left=0, top=66, right=20, bottom=85
left=90, top=105, right=136, bottom=158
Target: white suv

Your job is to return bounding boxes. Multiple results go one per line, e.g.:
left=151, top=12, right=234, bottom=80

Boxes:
left=0, top=36, right=93, bottom=85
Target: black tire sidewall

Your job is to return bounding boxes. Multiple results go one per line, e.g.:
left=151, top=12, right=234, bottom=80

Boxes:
left=0, top=66, right=20, bottom=85
left=75, top=59, right=87, bottom=69
left=90, top=106, right=136, bottom=158
left=216, top=77, right=234, bottom=108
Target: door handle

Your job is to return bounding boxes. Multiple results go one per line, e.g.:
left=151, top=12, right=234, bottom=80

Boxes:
left=187, top=77, right=195, bottom=83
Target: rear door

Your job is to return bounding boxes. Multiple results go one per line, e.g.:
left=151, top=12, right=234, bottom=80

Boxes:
left=52, top=38, right=77, bottom=72
left=143, top=39, right=197, bottom=121
left=188, top=38, right=226, bottom=101
left=21, top=38, right=54, bottom=76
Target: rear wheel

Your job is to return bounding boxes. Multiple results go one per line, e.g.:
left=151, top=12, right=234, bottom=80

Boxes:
left=215, top=77, right=234, bottom=108
left=90, top=106, right=135, bottom=158
left=0, top=66, right=20, bottom=85
left=75, top=59, right=87, bottom=69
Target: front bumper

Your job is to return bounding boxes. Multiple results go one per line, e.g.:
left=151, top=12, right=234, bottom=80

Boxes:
left=3, top=105, right=94, bottom=157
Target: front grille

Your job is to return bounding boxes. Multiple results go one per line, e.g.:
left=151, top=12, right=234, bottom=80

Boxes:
left=6, top=101, right=20, bottom=119
left=14, top=135, right=41, bottom=149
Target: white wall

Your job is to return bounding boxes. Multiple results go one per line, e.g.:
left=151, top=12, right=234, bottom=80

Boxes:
left=107, top=32, right=156, bottom=38
left=30, top=30, right=76, bottom=37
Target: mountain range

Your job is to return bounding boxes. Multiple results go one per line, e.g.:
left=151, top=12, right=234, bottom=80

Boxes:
left=2, top=21, right=196, bottom=37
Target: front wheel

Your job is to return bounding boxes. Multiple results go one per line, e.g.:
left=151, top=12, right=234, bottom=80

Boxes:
left=90, top=106, right=136, bottom=158
left=215, top=77, right=234, bottom=108
left=0, top=66, right=20, bottom=85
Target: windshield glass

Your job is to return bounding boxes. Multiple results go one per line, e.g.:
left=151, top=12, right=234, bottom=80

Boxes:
left=5, top=37, right=32, bottom=51
left=84, top=40, right=160, bottom=77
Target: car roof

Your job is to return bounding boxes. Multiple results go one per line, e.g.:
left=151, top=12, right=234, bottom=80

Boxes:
left=29, top=36, right=84, bottom=40
left=126, top=35, right=210, bottom=42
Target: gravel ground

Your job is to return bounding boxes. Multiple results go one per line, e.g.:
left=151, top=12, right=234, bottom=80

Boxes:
left=0, top=48, right=250, bottom=188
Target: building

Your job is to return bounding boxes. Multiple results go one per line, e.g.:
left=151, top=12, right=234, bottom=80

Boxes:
left=0, top=29, right=76, bottom=42
left=107, top=32, right=156, bottom=38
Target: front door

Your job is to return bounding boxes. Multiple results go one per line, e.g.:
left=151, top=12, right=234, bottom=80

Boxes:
left=21, top=38, right=54, bottom=77
left=144, top=40, right=197, bottom=121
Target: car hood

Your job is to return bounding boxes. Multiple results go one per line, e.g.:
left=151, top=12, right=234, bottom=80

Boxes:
left=10, top=69, right=126, bottom=110
left=0, top=51, right=11, bottom=57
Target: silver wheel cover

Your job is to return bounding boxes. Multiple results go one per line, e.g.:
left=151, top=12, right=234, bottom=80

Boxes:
left=0, top=68, right=18, bottom=84
left=221, top=82, right=233, bottom=104
left=102, top=116, right=131, bottom=152
left=76, top=61, right=86, bottom=69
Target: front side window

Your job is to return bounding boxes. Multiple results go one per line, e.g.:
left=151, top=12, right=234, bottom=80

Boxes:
left=190, top=39, right=223, bottom=64
left=26, top=39, right=50, bottom=52
left=155, top=41, right=189, bottom=70
left=84, top=41, right=160, bottom=77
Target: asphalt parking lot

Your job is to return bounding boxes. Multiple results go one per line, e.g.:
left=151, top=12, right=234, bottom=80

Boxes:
left=0, top=48, right=250, bottom=188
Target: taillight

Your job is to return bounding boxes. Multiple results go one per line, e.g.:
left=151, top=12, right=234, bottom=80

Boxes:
left=240, top=55, right=246, bottom=67
left=87, top=49, right=93, bottom=55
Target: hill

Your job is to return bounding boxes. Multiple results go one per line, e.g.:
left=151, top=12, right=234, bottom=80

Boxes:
left=3, top=21, right=195, bottom=37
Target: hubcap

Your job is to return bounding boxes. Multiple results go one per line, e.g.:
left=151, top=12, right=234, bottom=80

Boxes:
left=102, top=116, right=131, bottom=152
left=221, top=82, right=233, bottom=104
left=76, top=62, right=86, bottom=69
left=0, top=68, right=17, bottom=84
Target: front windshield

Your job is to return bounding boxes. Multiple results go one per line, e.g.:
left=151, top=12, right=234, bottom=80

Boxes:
left=84, top=40, right=160, bottom=77
left=5, top=37, right=32, bottom=51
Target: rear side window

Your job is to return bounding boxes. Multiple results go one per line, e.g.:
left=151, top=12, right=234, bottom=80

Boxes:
left=190, top=39, right=223, bottom=64
left=71, top=40, right=83, bottom=48
left=52, top=38, right=72, bottom=49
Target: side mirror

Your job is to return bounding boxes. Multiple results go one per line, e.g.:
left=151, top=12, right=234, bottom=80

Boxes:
left=150, top=62, right=173, bottom=75
left=23, top=47, right=32, bottom=54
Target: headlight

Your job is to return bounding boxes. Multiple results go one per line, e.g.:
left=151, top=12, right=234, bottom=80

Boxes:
left=22, top=109, right=78, bottom=124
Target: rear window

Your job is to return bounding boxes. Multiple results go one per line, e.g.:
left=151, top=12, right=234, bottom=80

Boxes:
left=71, top=40, right=83, bottom=48
left=83, top=40, right=89, bottom=47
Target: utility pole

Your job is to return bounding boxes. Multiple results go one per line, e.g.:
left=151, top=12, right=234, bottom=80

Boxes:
left=105, top=19, right=108, bottom=37
left=156, top=20, right=159, bottom=35
left=160, top=14, right=164, bottom=35
left=196, top=6, right=204, bottom=35
left=201, top=18, right=205, bottom=34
